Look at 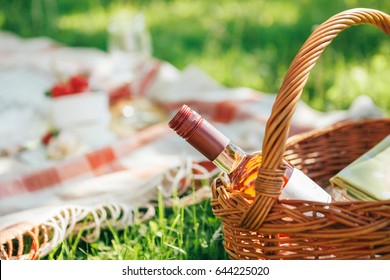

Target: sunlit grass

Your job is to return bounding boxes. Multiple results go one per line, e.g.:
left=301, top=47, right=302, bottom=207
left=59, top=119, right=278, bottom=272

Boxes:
left=57, top=7, right=109, bottom=34
left=45, top=187, right=225, bottom=260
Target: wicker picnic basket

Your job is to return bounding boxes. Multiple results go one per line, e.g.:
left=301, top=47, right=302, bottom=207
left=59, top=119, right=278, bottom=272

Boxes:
left=211, top=8, right=390, bottom=260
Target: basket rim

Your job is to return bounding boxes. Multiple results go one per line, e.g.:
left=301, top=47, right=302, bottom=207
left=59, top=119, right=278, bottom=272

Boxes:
left=286, top=118, right=390, bottom=147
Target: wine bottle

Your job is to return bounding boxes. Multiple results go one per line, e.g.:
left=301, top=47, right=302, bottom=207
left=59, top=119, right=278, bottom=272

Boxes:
left=169, top=104, right=331, bottom=203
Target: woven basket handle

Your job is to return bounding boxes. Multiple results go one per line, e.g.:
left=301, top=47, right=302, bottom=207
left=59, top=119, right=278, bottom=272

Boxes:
left=240, top=8, right=390, bottom=229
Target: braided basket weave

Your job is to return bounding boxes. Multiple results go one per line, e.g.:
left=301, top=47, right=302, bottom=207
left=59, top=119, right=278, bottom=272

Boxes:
left=211, top=8, right=390, bottom=260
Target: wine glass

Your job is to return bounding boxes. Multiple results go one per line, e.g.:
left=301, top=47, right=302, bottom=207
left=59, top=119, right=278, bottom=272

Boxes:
left=107, top=12, right=152, bottom=89
left=107, top=12, right=167, bottom=136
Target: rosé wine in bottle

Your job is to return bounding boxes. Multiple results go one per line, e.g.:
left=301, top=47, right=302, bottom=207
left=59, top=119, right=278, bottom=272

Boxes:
left=169, top=104, right=331, bottom=203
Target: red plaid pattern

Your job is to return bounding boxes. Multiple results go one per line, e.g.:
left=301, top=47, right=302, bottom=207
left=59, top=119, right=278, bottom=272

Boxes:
left=0, top=123, right=171, bottom=199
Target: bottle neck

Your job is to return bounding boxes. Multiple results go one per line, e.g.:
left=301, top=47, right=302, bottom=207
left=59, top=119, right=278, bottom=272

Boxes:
left=169, top=105, right=230, bottom=160
left=213, top=141, right=246, bottom=174
left=169, top=105, right=247, bottom=173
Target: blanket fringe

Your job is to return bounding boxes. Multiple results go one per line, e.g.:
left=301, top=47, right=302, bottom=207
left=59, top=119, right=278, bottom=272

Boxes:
left=0, top=159, right=219, bottom=260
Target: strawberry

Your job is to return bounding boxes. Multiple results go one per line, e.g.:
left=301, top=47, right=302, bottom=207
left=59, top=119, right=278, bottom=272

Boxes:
left=51, top=83, right=72, bottom=98
left=41, top=130, right=59, bottom=145
left=69, top=75, right=89, bottom=93
left=46, top=74, right=90, bottom=98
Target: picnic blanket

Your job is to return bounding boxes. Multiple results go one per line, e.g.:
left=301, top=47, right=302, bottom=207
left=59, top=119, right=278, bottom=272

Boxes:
left=0, top=31, right=385, bottom=260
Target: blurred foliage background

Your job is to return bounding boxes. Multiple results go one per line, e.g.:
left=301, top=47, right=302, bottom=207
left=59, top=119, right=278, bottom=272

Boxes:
left=1, top=0, right=390, bottom=112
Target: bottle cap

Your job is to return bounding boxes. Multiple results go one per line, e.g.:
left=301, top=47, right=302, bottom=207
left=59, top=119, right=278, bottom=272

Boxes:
left=169, top=105, right=229, bottom=161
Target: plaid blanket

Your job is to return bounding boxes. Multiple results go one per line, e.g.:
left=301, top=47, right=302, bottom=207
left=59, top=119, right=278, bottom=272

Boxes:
left=0, top=32, right=385, bottom=260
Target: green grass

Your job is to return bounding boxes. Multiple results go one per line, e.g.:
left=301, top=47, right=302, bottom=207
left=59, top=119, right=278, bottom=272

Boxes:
left=44, top=186, right=226, bottom=260
left=1, top=0, right=390, bottom=260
